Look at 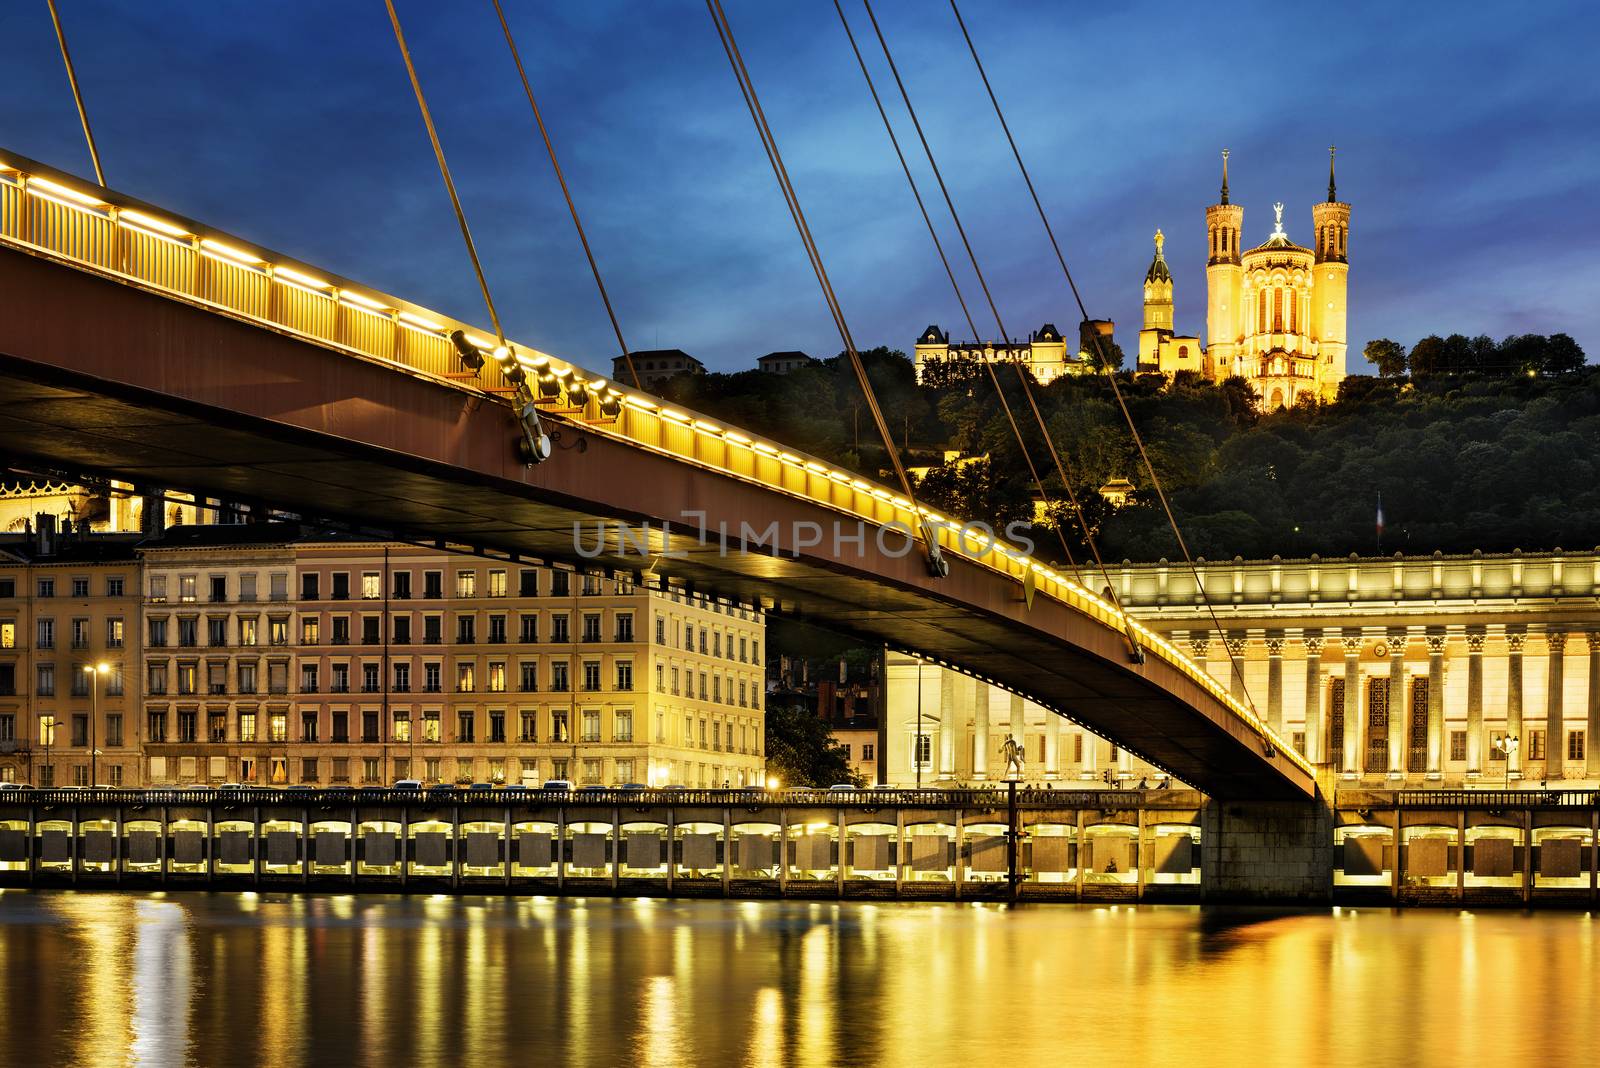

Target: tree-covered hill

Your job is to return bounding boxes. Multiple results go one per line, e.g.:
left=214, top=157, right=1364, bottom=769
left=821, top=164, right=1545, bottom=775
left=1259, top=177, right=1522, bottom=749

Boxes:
left=650, top=345, right=1598, bottom=565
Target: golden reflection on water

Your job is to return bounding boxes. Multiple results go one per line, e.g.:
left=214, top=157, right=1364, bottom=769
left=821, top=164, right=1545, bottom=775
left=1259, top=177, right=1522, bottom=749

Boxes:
left=0, top=894, right=1598, bottom=1068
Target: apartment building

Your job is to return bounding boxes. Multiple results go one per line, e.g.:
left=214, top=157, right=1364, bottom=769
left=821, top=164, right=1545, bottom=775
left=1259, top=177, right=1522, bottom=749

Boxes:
left=131, top=526, right=766, bottom=788
left=0, top=521, right=142, bottom=787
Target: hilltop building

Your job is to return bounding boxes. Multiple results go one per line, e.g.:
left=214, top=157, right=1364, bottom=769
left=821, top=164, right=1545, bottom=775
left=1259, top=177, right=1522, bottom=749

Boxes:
left=1138, top=149, right=1351, bottom=407
left=755, top=351, right=816, bottom=375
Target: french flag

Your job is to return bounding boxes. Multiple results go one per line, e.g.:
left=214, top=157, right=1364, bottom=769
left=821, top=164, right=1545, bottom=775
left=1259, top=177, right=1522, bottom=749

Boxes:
left=1376, top=493, right=1385, bottom=538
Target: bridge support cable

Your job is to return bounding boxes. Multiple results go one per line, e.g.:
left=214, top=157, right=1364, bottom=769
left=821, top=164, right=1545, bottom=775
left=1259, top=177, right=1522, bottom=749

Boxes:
left=44, top=0, right=104, bottom=186
left=384, top=0, right=551, bottom=465
left=830, top=0, right=1086, bottom=591
left=704, top=0, right=946, bottom=578
left=489, top=0, right=641, bottom=392
left=854, top=0, right=1141, bottom=661
left=948, top=0, right=1264, bottom=738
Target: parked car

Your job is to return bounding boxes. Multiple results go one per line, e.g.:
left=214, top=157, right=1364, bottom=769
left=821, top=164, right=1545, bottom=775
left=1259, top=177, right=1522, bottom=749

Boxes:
left=543, top=779, right=573, bottom=791
left=828, top=784, right=860, bottom=792
left=576, top=784, right=608, bottom=794
left=465, top=782, right=497, bottom=792
left=617, top=782, right=650, bottom=791
left=392, top=780, right=423, bottom=790
left=0, top=782, right=35, bottom=792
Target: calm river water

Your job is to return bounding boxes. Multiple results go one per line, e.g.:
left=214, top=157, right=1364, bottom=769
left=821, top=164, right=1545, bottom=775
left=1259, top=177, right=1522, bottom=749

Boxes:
left=0, top=891, right=1594, bottom=1067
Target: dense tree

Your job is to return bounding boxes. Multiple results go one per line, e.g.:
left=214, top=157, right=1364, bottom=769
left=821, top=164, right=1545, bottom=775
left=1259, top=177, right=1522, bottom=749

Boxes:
left=1364, top=338, right=1408, bottom=377
left=763, top=701, right=862, bottom=788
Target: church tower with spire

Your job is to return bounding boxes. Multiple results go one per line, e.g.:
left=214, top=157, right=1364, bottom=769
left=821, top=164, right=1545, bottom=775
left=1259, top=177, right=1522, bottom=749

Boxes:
left=1204, top=149, right=1245, bottom=379
left=1309, top=146, right=1351, bottom=398
left=1137, top=229, right=1202, bottom=374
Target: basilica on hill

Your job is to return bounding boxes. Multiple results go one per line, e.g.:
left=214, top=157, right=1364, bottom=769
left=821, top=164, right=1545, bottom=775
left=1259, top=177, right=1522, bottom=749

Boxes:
left=1139, top=148, right=1351, bottom=406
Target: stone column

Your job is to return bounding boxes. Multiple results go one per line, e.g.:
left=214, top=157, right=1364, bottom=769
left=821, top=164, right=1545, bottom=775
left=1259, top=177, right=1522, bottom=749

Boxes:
left=1587, top=633, right=1600, bottom=778
left=972, top=680, right=989, bottom=780
left=1225, top=632, right=1249, bottom=703
left=1465, top=628, right=1485, bottom=775
left=1506, top=628, right=1525, bottom=780
left=1425, top=631, right=1446, bottom=777
left=1302, top=630, right=1324, bottom=765
left=1008, top=693, right=1026, bottom=779
left=1387, top=630, right=1409, bottom=776
left=1080, top=730, right=1096, bottom=780
left=1547, top=630, right=1568, bottom=779
left=1265, top=634, right=1286, bottom=734
left=938, top=669, right=957, bottom=780
left=1341, top=633, right=1362, bottom=774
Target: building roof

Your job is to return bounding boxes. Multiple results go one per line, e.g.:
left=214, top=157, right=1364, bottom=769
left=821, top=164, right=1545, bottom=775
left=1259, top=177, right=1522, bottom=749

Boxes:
left=917, top=325, right=948, bottom=345
left=137, top=522, right=307, bottom=552
left=0, top=532, right=143, bottom=564
left=757, top=350, right=813, bottom=365
left=1144, top=230, right=1172, bottom=283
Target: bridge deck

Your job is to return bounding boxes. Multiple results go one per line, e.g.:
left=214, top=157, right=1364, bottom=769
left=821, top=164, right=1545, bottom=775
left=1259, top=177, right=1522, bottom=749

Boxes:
left=0, top=150, right=1313, bottom=798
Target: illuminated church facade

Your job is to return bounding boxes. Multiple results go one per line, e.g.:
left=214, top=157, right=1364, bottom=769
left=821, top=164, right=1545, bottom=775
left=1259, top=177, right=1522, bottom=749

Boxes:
left=1139, top=149, right=1351, bottom=407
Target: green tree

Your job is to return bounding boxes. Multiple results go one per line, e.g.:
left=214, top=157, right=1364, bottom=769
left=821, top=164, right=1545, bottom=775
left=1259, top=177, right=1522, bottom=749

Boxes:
left=763, top=701, right=862, bottom=788
left=1543, top=333, right=1586, bottom=375
left=1364, top=338, right=1408, bottom=377
left=1408, top=335, right=1448, bottom=378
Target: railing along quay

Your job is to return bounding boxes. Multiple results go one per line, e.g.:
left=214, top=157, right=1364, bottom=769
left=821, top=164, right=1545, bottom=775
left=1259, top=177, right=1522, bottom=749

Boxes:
left=0, top=148, right=1307, bottom=778
left=0, top=785, right=1209, bottom=903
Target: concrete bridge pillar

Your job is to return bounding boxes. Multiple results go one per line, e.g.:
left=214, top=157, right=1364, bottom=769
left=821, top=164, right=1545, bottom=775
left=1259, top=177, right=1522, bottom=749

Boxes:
left=1200, top=797, right=1332, bottom=903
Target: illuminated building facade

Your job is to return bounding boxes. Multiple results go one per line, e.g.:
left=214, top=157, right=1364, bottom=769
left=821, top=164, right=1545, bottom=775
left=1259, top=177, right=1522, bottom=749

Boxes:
left=2, top=524, right=766, bottom=788
left=878, top=550, right=1600, bottom=788
left=1138, top=150, right=1350, bottom=407
left=913, top=322, right=1096, bottom=385
left=0, top=524, right=142, bottom=788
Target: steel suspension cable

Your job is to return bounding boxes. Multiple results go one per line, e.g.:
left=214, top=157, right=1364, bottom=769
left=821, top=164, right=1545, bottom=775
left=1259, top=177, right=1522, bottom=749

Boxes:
left=705, top=0, right=945, bottom=575
left=45, top=0, right=104, bottom=186
left=948, top=0, right=1263, bottom=732
left=830, top=0, right=1083, bottom=585
left=857, top=0, right=1141, bottom=659
left=384, top=0, right=508, bottom=346
left=489, top=0, right=641, bottom=391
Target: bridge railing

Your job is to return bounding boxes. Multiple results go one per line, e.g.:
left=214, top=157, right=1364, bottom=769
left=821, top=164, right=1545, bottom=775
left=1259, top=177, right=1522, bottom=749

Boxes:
left=0, top=150, right=1308, bottom=779
left=0, top=786, right=1198, bottom=809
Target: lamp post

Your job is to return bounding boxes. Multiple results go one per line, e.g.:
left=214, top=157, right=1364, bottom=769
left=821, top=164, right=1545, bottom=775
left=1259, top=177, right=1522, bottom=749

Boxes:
left=84, top=661, right=111, bottom=788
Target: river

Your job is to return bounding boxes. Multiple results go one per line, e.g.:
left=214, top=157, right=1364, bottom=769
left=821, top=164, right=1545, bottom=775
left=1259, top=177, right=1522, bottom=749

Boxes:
left=0, top=891, right=1593, bottom=1067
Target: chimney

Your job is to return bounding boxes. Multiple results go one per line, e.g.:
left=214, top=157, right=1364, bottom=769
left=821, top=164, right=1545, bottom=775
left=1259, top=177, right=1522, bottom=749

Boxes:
left=35, top=513, right=57, bottom=557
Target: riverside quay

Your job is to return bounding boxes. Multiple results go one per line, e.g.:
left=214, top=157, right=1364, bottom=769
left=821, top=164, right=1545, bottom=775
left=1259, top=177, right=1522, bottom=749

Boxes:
left=2, top=786, right=1598, bottom=905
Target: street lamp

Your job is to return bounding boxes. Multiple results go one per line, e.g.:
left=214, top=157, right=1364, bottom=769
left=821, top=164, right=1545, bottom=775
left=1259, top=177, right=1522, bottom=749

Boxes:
left=83, top=662, right=111, bottom=788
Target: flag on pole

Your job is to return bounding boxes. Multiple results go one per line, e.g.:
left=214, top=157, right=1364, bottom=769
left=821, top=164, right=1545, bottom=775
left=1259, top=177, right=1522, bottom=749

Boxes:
left=1375, top=493, right=1385, bottom=538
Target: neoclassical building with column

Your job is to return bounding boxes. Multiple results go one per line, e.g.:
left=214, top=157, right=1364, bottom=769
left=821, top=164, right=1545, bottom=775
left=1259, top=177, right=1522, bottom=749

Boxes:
left=876, top=549, right=1600, bottom=788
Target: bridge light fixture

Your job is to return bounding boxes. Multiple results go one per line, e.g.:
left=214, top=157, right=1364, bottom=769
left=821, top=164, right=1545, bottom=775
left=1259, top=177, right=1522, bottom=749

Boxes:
left=538, top=373, right=562, bottom=399
left=599, top=395, right=622, bottom=419
left=449, top=329, right=485, bottom=372
left=566, top=380, right=590, bottom=408
left=490, top=344, right=526, bottom=387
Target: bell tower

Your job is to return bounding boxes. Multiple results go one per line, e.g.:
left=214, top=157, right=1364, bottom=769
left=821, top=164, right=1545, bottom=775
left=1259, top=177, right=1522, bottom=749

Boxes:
left=1205, top=149, right=1244, bottom=380
left=1310, top=146, right=1351, bottom=399
left=1138, top=230, right=1175, bottom=368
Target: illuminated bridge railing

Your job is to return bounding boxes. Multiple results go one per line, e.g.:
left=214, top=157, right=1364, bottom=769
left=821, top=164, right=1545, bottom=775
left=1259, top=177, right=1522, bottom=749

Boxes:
left=0, top=151, right=1308, bottom=779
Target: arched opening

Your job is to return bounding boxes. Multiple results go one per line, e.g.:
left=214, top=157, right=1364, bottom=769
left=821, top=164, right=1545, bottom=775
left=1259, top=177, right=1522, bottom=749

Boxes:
left=1270, top=388, right=1284, bottom=409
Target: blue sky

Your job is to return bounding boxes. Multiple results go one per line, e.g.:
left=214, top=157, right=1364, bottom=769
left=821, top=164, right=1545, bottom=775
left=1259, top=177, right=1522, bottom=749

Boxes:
left=2, top=1, right=1595, bottom=374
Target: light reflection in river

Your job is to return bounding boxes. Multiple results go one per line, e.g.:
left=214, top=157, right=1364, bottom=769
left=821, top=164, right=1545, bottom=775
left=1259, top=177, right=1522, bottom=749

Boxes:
left=0, top=892, right=1596, bottom=1068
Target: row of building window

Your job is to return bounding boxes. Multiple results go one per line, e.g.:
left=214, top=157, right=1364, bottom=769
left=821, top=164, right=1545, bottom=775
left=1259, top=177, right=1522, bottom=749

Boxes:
left=2, top=618, right=126, bottom=651
left=140, top=610, right=641, bottom=648
left=143, top=568, right=630, bottom=605
left=137, top=659, right=655, bottom=697
left=0, top=577, right=127, bottom=600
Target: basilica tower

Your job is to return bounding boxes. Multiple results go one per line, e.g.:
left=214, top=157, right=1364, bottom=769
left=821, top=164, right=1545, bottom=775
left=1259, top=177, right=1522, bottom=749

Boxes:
left=1309, top=146, right=1351, bottom=399
left=1204, top=150, right=1244, bottom=380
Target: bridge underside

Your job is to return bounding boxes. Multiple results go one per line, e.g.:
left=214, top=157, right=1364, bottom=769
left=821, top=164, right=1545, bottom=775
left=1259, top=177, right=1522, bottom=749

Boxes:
left=0, top=243, right=1312, bottom=798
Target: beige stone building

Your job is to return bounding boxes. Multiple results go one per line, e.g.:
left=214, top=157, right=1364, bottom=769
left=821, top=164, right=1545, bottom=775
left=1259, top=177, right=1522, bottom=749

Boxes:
left=912, top=322, right=1098, bottom=385
left=0, top=524, right=142, bottom=787
left=135, top=527, right=766, bottom=789
left=874, top=549, right=1600, bottom=789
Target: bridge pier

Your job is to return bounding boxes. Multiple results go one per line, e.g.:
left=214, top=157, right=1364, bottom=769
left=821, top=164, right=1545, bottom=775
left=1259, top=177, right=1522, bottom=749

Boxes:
left=1200, top=796, right=1333, bottom=903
